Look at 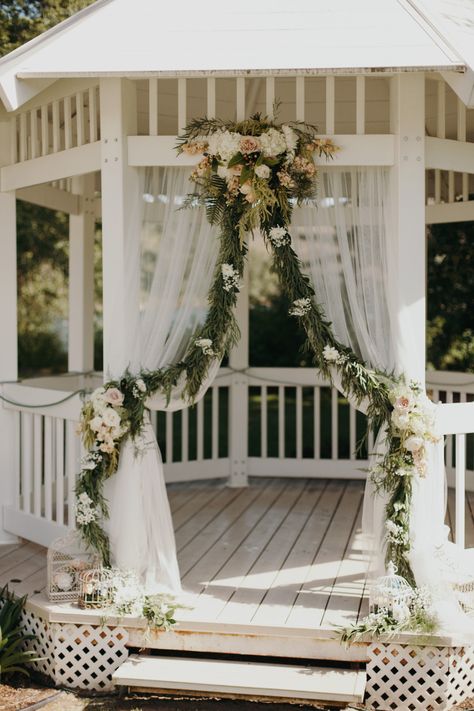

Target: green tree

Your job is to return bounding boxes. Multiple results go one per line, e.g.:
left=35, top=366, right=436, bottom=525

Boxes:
left=427, top=222, right=474, bottom=372
left=0, top=0, right=96, bottom=375
left=0, top=1, right=94, bottom=57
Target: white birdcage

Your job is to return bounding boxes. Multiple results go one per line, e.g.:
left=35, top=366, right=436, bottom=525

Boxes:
left=78, top=566, right=114, bottom=609
left=47, top=530, right=100, bottom=603
left=370, top=561, right=414, bottom=622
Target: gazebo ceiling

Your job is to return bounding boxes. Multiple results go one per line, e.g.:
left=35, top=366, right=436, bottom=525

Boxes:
left=0, top=0, right=473, bottom=111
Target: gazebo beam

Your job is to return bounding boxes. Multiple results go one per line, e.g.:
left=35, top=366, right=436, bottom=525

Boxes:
left=0, top=117, right=18, bottom=542
left=390, top=73, right=426, bottom=384
left=99, top=78, right=140, bottom=378
left=68, top=174, right=95, bottom=373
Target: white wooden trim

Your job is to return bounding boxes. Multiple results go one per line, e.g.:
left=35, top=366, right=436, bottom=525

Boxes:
left=455, top=433, right=466, bottom=548
left=127, top=134, right=395, bottom=167
left=0, top=131, right=18, bottom=541
left=149, top=78, right=158, bottom=135
left=296, top=77, right=305, bottom=122
left=17, top=185, right=81, bottom=214
left=325, top=77, right=335, bottom=134
left=356, top=76, right=365, bottom=135
left=178, top=78, right=187, bottom=132
left=2, top=384, right=82, bottom=421
left=3, top=507, right=69, bottom=548
left=236, top=78, right=245, bottom=122
left=99, top=78, right=140, bottom=378
left=426, top=201, right=474, bottom=224
left=68, top=174, right=95, bottom=372
left=1, top=142, right=100, bottom=191
left=390, top=74, right=426, bottom=383
left=425, top=136, right=474, bottom=173
left=206, top=78, right=216, bottom=119
left=436, top=402, right=474, bottom=436
left=164, top=459, right=230, bottom=483
left=265, top=77, right=275, bottom=118
left=40, top=105, right=48, bottom=156
left=76, top=92, right=84, bottom=146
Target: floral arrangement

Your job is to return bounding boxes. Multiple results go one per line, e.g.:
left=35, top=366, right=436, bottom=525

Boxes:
left=177, top=114, right=338, bottom=243
left=75, top=112, right=438, bottom=640
left=340, top=586, right=437, bottom=646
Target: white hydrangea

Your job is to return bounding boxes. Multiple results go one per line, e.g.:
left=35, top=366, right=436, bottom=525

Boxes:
left=216, top=131, right=242, bottom=161
left=195, top=338, right=215, bottom=356
left=76, top=492, right=97, bottom=526
left=221, top=263, right=240, bottom=292
left=268, top=226, right=290, bottom=247
left=282, top=124, right=298, bottom=152
left=289, top=297, right=312, bottom=317
left=132, top=378, right=147, bottom=398
left=80, top=452, right=102, bottom=471
left=322, top=345, right=340, bottom=362
left=260, top=128, right=287, bottom=157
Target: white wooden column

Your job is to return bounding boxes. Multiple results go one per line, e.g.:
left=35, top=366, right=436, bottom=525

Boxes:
left=228, top=268, right=249, bottom=488
left=99, top=79, right=140, bottom=379
left=389, top=74, right=426, bottom=385
left=68, top=174, right=95, bottom=372
left=0, top=117, right=19, bottom=542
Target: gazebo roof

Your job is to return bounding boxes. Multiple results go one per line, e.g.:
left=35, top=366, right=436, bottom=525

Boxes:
left=1, top=0, right=474, bottom=111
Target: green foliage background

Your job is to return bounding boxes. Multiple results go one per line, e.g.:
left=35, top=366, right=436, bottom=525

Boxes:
left=1, top=0, right=472, bottom=375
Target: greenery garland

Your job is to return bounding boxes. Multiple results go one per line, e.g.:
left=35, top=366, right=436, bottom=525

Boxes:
left=76, top=114, right=438, bottom=636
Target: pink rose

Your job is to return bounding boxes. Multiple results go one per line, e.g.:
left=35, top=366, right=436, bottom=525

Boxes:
left=104, top=388, right=124, bottom=406
left=239, top=136, right=260, bottom=154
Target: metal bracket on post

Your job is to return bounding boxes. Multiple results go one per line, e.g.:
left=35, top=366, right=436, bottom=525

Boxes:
left=229, top=372, right=249, bottom=488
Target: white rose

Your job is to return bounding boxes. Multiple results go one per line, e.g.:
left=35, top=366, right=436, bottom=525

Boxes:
left=391, top=410, right=410, bottom=430
left=255, top=164, right=271, bottom=179
left=135, top=379, right=147, bottom=393
left=89, top=416, right=104, bottom=433
left=404, top=435, right=424, bottom=452
left=102, top=408, right=121, bottom=428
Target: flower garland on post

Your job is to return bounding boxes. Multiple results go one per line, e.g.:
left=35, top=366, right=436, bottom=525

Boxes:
left=76, top=112, right=438, bottom=637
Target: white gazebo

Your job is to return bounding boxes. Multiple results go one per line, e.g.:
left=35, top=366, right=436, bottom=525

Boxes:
left=0, top=1, right=474, bottom=708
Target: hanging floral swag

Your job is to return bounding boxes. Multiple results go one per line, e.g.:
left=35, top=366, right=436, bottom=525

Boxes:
left=76, top=113, right=438, bottom=635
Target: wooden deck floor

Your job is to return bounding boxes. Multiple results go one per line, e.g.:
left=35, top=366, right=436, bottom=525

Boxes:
left=1, top=477, right=474, bottom=636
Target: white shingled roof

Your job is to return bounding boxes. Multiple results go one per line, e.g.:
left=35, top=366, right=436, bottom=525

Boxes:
left=0, top=0, right=472, bottom=111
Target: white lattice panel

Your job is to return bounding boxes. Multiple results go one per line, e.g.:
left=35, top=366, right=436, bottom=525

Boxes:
left=20, top=608, right=129, bottom=691
left=366, top=642, right=474, bottom=710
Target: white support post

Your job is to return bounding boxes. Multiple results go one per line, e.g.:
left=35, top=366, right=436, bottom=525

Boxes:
left=228, top=267, right=249, bottom=488
left=390, top=74, right=426, bottom=384
left=0, top=117, right=19, bottom=542
left=68, top=174, right=95, bottom=373
left=99, top=79, right=140, bottom=379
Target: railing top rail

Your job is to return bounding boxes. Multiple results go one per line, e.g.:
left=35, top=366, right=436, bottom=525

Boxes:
left=1, top=383, right=83, bottom=421
left=436, top=401, right=474, bottom=436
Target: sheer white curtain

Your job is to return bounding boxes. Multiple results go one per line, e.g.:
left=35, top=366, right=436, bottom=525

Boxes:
left=105, top=167, right=219, bottom=593
left=293, top=167, right=474, bottom=638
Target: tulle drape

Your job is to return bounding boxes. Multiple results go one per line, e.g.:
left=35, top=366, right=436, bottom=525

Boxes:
left=105, top=167, right=220, bottom=593
left=294, top=167, right=474, bottom=638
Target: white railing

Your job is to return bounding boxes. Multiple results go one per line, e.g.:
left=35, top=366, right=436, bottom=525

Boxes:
left=10, top=85, right=100, bottom=165
left=2, top=382, right=83, bottom=547
left=1, top=369, right=473, bottom=547
left=436, top=401, right=474, bottom=549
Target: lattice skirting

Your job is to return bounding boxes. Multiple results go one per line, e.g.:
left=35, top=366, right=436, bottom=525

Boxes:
left=366, top=642, right=474, bottom=711
left=20, top=608, right=129, bottom=691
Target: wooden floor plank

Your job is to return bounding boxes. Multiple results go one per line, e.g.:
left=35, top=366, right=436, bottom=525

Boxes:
left=176, top=486, right=250, bottom=555
left=0, top=542, right=43, bottom=576
left=178, top=481, right=273, bottom=577
left=286, top=481, right=362, bottom=629
left=173, top=484, right=232, bottom=531
left=320, top=499, right=366, bottom=628
left=179, top=481, right=289, bottom=620
left=219, top=480, right=341, bottom=626
left=184, top=480, right=311, bottom=622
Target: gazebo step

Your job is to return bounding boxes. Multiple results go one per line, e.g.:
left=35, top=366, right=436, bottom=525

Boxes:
left=112, top=654, right=366, bottom=704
